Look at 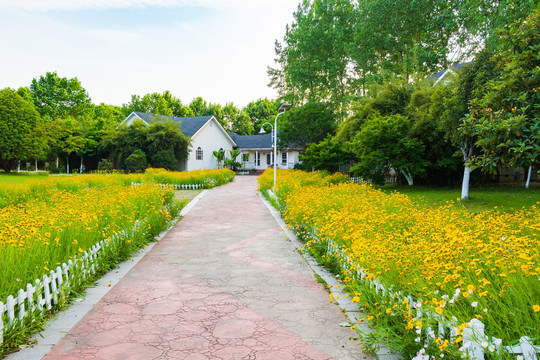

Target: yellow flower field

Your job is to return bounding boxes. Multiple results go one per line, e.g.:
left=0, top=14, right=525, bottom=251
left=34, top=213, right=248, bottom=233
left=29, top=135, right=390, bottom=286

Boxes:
left=259, top=169, right=540, bottom=356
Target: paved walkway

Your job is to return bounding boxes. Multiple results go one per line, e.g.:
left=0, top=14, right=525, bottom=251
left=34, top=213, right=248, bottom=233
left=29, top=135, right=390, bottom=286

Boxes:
left=41, top=176, right=370, bottom=360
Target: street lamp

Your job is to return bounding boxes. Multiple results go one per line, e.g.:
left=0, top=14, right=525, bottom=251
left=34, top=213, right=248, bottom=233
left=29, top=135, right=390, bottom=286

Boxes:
left=258, top=102, right=292, bottom=190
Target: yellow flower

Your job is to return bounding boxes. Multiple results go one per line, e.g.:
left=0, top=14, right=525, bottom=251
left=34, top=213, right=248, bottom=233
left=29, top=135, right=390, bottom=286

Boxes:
left=435, top=307, right=443, bottom=314
left=533, top=305, right=540, bottom=312
left=455, top=336, right=463, bottom=343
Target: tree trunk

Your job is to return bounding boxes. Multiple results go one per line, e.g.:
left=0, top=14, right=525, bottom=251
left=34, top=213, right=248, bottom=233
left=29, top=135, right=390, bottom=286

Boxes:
left=402, top=168, right=414, bottom=186
left=35, top=159, right=38, bottom=171
left=525, top=165, right=532, bottom=189
left=461, top=165, right=471, bottom=200
left=66, top=156, right=70, bottom=174
left=80, top=156, right=83, bottom=174
left=56, top=156, right=59, bottom=168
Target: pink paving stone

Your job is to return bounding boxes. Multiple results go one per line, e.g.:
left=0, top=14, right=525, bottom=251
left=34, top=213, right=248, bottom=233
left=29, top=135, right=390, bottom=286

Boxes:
left=212, top=319, right=257, bottom=339
left=141, top=300, right=182, bottom=315
left=85, top=327, right=132, bottom=347
left=184, top=353, right=210, bottom=360
left=101, top=302, right=139, bottom=315
left=169, top=336, right=210, bottom=351
left=212, top=345, right=253, bottom=359
left=94, top=342, right=163, bottom=360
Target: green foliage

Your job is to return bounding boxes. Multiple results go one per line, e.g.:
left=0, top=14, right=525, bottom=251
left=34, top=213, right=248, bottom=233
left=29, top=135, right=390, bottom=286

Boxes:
left=242, top=98, right=279, bottom=134
left=125, top=149, right=148, bottom=173
left=300, top=136, right=348, bottom=172
left=212, top=149, right=225, bottom=169
left=151, top=150, right=178, bottom=170
left=231, top=112, right=253, bottom=135
left=224, top=148, right=242, bottom=172
left=97, top=158, right=114, bottom=171
left=279, top=102, right=337, bottom=150
left=0, top=88, right=43, bottom=172
left=468, top=9, right=540, bottom=173
left=30, top=71, right=92, bottom=119
left=122, top=91, right=193, bottom=118
left=350, top=113, right=427, bottom=185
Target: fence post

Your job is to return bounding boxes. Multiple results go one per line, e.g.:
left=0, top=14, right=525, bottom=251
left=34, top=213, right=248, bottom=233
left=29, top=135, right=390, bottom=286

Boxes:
left=462, top=319, right=485, bottom=360
left=26, top=283, right=36, bottom=314
left=6, top=296, right=15, bottom=323
left=519, top=337, right=538, bottom=360
left=0, top=301, right=4, bottom=343
left=43, top=274, right=52, bottom=310
left=17, top=289, right=26, bottom=321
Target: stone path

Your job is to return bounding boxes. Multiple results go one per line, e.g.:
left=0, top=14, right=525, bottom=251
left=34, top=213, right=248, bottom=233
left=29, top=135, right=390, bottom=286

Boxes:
left=40, top=176, right=372, bottom=359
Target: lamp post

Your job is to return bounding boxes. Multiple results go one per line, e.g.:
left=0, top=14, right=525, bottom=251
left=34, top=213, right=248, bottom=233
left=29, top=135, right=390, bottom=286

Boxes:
left=259, top=103, right=292, bottom=189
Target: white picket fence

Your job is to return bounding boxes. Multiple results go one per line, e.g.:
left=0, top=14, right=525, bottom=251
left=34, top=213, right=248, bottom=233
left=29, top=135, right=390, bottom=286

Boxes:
left=0, top=222, right=140, bottom=346
left=131, top=182, right=205, bottom=190
left=320, top=237, right=539, bottom=360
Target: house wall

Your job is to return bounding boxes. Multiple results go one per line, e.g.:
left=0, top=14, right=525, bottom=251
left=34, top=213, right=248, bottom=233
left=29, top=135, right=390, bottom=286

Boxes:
left=186, top=119, right=235, bottom=171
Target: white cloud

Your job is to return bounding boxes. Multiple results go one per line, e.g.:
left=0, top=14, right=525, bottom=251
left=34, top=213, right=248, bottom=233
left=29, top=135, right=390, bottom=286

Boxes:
left=84, top=29, right=141, bottom=43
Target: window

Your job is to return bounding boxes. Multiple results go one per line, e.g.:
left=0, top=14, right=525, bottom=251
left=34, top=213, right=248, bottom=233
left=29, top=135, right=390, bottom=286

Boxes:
left=255, top=152, right=260, bottom=166
left=196, top=147, right=203, bottom=160
left=242, top=153, right=249, bottom=162
left=281, top=152, right=287, bottom=164
left=266, top=153, right=271, bottom=165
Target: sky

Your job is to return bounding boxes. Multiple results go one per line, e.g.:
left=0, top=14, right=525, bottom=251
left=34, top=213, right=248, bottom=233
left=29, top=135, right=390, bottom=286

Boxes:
left=0, top=0, right=299, bottom=108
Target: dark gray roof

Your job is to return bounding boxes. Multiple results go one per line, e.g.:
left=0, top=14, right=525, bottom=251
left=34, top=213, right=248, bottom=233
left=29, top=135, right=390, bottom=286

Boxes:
left=133, top=111, right=213, bottom=137
left=430, top=62, right=472, bottom=80
left=229, top=132, right=273, bottom=149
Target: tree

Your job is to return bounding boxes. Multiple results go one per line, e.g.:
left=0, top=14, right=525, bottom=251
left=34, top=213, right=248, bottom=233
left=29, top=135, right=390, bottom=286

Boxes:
left=0, top=88, right=42, bottom=172
left=30, top=72, right=92, bottom=119
left=231, top=112, right=253, bottom=135
left=147, top=119, right=190, bottom=168
left=300, top=135, right=348, bottom=172
left=433, top=48, right=500, bottom=199
left=224, top=149, right=241, bottom=172
left=467, top=9, right=540, bottom=189
left=213, top=149, right=225, bottom=169
left=125, top=149, right=147, bottom=173
left=122, top=91, right=194, bottom=118
left=269, top=0, right=355, bottom=112
left=278, top=102, right=337, bottom=150
left=350, top=113, right=427, bottom=185
left=243, top=98, right=279, bottom=134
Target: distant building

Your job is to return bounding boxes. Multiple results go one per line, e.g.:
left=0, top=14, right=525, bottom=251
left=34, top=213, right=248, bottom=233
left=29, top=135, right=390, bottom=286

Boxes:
left=119, top=112, right=300, bottom=172
left=430, top=62, right=471, bottom=86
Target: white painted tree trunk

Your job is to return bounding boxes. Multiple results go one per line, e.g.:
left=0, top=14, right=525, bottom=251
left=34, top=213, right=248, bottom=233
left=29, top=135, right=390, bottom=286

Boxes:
left=402, top=168, right=414, bottom=186
left=35, top=159, right=37, bottom=171
left=66, top=156, right=70, bottom=174
left=56, top=156, right=59, bottom=168
left=525, top=165, right=532, bottom=189
left=80, top=156, right=83, bottom=174
left=461, top=165, right=471, bottom=200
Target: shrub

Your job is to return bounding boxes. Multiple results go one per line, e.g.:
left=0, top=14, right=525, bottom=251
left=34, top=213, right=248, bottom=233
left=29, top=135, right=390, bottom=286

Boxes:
left=125, top=149, right=147, bottom=173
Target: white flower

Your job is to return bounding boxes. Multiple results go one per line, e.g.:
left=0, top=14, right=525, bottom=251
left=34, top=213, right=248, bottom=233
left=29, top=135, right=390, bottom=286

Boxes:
left=483, top=308, right=488, bottom=313
left=428, top=330, right=436, bottom=339
left=463, top=341, right=472, bottom=349
left=416, top=329, right=422, bottom=335
left=501, top=237, right=507, bottom=241
left=415, top=337, right=421, bottom=343
left=481, top=341, right=489, bottom=348
left=434, top=290, right=439, bottom=294
left=517, top=355, right=524, bottom=360
left=449, top=299, right=455, bottom=304
left=442, top=294, right=449, bottom=300
left=471, top=302, right=478, bottom=307
left=493, top=338, right=502, bottom=346
left=468, top=290, right=473, bottom=294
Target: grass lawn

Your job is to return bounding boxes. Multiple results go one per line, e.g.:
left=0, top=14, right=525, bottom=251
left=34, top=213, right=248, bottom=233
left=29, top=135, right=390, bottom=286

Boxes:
left=174, top=189, right=202, bottom=202
left=0, top=172, right=50, bottom=185
left=379, top=182, right=540, bottom=213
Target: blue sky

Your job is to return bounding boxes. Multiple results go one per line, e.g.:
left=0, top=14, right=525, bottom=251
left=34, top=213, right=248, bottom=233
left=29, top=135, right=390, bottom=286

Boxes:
left=0, top=0, right=298, bottom=108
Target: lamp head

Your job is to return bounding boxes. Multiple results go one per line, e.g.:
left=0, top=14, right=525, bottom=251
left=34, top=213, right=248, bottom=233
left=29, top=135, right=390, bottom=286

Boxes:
left=258, top=127, right=266, bottom=135
left=277, top=103, right=292, bottom=112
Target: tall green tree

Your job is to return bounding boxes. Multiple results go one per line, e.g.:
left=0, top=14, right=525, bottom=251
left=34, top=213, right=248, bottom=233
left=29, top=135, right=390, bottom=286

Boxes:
left=467, top=9, right=540, bottom=189
left=301, top=135, right=348, bottom=172
left=278, top=102, right=337, bottom=150
left=122, top=91, right=194, bottom=118
left=268, top=0, right=355, bottom=111
left=30, top=72, right=92, bottom=119
left=243, top=98, right=279, bottom=134
left=0, top=88, right=43, bottom=172
left=350, top=113, right=427, bottom=185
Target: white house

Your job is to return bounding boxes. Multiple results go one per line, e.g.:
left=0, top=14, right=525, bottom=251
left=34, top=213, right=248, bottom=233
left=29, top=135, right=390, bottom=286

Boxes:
left=228, top=132, right=300, bottom=171
left=119, top=112, right=301, bottom=172
left=430, top=62, right=471, bottom=86
left=119, top=112, right=236, bottom=171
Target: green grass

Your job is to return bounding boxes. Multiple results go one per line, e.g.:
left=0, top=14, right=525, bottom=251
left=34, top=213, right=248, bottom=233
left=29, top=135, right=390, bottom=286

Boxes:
left=378, top=182, right=540, bottom=213
left=0, top=172, right=49, bottom=184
